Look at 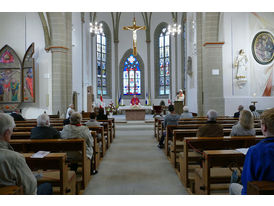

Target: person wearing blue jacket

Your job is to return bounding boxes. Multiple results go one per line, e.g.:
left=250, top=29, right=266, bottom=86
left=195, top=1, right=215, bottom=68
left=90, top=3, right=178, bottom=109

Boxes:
left=230, top=108, right=274, bottom=195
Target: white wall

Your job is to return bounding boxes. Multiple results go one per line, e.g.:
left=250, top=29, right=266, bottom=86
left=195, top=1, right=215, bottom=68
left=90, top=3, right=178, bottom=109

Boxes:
left=221, top=12, right=274, bottom=115
left=185, top=12, right=198, bottom=114
left=0, top=12, right=52, bottom=118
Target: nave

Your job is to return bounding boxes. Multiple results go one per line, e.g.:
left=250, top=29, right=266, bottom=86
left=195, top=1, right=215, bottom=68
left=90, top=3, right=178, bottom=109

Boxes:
left=84, top=121, right=188, bottom=195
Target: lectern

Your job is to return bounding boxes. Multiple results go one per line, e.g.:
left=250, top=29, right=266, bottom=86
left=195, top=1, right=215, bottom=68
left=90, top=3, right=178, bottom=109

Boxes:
left=174, top=101, right=184, bottom=115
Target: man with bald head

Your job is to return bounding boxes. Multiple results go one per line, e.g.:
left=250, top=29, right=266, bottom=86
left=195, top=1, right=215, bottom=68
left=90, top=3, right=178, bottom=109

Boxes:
left=196, top=109, right=224, bottom=137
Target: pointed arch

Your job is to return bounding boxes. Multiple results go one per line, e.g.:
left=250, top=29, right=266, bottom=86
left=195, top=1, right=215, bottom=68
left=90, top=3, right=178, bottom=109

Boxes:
left=154, top=22, right=171, bottom=99
left=96, top=21, right=112, bottom=98
left=119, top=49, right=145, bottom=99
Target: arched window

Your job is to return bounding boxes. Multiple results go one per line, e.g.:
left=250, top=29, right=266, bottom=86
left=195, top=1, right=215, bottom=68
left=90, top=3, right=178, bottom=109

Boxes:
left=123, top=54, right=141, bottom=95
left=96, top=22, right=111, bottom=97
left=159, top=27, right=170, bottom=95
left=154, top=22, right=171, bottom=98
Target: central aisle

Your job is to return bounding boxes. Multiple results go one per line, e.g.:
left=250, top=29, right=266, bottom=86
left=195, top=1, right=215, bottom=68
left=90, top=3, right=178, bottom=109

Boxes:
left=84, top=121, right=188, bottom=195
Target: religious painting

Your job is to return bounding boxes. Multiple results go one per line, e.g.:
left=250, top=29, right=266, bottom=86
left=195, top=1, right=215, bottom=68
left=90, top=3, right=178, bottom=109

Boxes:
left=0, top=45, right=22, bottom=109
left=22, top=43, right=35, bottom=103
left=252, top=31, right=274, bottom=65
left=0, top=69, right=21, bottom=102
left=0, top=43, right=35, bottom=110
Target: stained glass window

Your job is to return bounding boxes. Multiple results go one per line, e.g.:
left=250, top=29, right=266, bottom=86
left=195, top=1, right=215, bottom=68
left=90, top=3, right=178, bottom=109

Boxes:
left=159, top=27, right=170, bottom=95
left=96, top=32, right=107, bottom=95
left=123, top=54, right=141, bottom=95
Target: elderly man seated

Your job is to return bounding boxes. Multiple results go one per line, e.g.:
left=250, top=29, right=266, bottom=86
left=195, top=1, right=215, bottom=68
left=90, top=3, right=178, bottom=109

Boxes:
left=0, top=113, right=52, bottom=194
left=31, top=113, right=61, bottom=139
left=196, top=109, right=224, bottom=137
left=180, top=106, right=193, bottom=119
left=60, top=112, right=96, bottom=175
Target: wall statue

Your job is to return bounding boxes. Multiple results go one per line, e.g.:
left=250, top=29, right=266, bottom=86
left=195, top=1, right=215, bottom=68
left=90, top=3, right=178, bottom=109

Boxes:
left=234, top=49, right=248, bottom=88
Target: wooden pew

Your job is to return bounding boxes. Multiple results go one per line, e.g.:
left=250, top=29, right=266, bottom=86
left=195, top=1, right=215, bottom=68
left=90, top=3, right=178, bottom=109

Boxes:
left=14, top=126, right=63, bottom=132
left=15, top=122, right=64, bottom=127
left=180, top=136, right=264, bottom=192
left=98, top=120, right=114, bottom=143
left=247, top=181, right=274, bottom=195
left=87, top=126, right=106, bottom=157
left=23, top=152, right=76, bottom=195
left=170, top=128, right=262, bottom=169
left=0, top=186, right=23, bottom=195
left=9, top=138, right=93, bottom=190
left=200, top=150, right=245, bottom=194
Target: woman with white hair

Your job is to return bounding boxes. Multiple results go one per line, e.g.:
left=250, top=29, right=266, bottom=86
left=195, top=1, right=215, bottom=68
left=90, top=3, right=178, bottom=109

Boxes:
left=30, top=113, right=60, bottom=139
left=60, top=112, right=95, bottom=174
left=180, top=106, right=193, bottom=119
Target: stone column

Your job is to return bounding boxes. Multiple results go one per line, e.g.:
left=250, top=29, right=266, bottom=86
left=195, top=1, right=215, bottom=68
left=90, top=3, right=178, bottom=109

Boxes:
left=47, top=12, right=72, bottom=116
left=197, top=12, right=224, bottom=116
left=146, top=41, right=151, bottom=102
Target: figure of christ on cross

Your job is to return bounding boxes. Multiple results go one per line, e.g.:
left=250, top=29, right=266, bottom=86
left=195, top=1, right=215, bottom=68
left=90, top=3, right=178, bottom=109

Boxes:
left=123, top=17, right=146, bottom=56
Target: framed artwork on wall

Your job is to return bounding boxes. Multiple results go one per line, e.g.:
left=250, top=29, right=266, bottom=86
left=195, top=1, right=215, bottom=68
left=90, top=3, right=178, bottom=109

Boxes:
left=22, top=43, right=35, bottom=102
left=0, top=43, right=35, bottom=111
left=252, top=31, right=274, bottom=65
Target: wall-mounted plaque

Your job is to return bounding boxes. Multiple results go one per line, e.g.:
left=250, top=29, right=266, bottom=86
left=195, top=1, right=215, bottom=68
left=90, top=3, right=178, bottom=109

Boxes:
left=252, top=31, right=274, bottom=65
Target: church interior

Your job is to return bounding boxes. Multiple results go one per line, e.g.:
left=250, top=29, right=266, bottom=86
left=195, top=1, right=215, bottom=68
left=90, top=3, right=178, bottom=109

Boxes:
left=0, top=3, right=274, bottom=198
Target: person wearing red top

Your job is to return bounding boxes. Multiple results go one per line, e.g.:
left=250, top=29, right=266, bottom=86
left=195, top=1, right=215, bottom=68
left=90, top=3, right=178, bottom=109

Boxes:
left=130, top=94, right=140, bottom=106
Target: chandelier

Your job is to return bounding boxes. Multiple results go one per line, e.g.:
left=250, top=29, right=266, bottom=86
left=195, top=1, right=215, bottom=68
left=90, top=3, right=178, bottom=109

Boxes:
left=90, top=22, right=103, bottom=35
left=167, top=22, right=181, bottom=36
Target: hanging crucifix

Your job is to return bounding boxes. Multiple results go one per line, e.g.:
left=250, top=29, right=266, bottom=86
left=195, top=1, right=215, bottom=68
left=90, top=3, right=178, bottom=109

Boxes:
left=123, top=17, right=146, bottom=56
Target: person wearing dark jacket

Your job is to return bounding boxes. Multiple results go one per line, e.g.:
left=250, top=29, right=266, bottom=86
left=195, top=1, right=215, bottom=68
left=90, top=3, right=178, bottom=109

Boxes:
left=31, top=113, right=60, bottom=139
left=10, top=108, right=25, bottom=121
left=96, top=108, right=108, bottom=120
left=157, top=105, right=180, bottom=148
left=196, top=109, right=224, bottom=137
left=233, top=105, right=244, bottom=118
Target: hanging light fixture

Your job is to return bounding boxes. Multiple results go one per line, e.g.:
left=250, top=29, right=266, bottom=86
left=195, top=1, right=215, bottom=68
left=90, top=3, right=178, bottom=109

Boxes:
left=167, top=20, right=181, bottom=36
left=90, top=22, right=103, bottom=35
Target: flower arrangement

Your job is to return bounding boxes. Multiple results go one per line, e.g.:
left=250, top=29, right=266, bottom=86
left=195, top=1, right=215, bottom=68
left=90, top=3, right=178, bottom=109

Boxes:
left=107, top=102, right=115, bottom=113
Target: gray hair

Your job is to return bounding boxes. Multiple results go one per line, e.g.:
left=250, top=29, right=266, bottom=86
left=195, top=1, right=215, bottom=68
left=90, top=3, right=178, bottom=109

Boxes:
left=207, top=109, right=218, bottom=121
left=183, top=106, right=189, bottom=112
left=37, top=113, right=50, bottom=127
left=70, top=112, right=82, bottom=125
left=0, top=113, right=16, bottom=138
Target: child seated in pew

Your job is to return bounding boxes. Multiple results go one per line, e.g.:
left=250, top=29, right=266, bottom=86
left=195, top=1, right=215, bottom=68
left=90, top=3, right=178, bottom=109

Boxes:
left=157, top=105, right=180, bottom=149
left=230, top=108, right=274, bottom=195
left=0, top=113, right=52, bottom=195
left=31, top=113, right=61, bottom=139
left=230, top=110, right=255, bottom=137
left=60, top=112, right=97, bottom=175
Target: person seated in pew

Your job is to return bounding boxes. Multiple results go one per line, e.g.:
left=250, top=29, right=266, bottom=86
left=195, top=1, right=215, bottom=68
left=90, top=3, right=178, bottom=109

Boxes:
left=60, top=112, right=96, bottom=175
left=230, top=108, right=274, bottom=195
left=63, top=108, right=74, bottom=126
left=96, top=108, right=108, bottom=121
left=0, top=113, right=52, bottom=195
left=196, top=109, right=224, bottom=137
left=10, top=108, right=25, bottom=121
left=180, top=106, right=193, bottom=119
left=85, top=112, right=101, bottom=127
left=233, top=105, right=244, bottom=118
left=30, top=113, right=61, bottom=139
left=85, top=112, right=102, bottom=141
left=249, top=105, right=260, bottom=119
left=157, top=105, right=181, bottom=149
left=230, top=110, right=255, bottom=137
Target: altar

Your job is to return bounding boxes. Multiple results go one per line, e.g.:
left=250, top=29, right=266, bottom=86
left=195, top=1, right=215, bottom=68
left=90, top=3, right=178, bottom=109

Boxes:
left=118, top=106, right=152, bottom=121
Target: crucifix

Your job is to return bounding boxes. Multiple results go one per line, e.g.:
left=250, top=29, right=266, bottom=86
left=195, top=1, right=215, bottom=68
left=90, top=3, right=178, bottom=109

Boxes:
left=123, top=17, right=146, bottom=56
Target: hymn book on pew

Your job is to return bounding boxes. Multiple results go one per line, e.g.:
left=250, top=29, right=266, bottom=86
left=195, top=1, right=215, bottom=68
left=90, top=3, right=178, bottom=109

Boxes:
left=31, top=151, right=50, bottom=158
left=236, top=148, right=249, bottom=155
